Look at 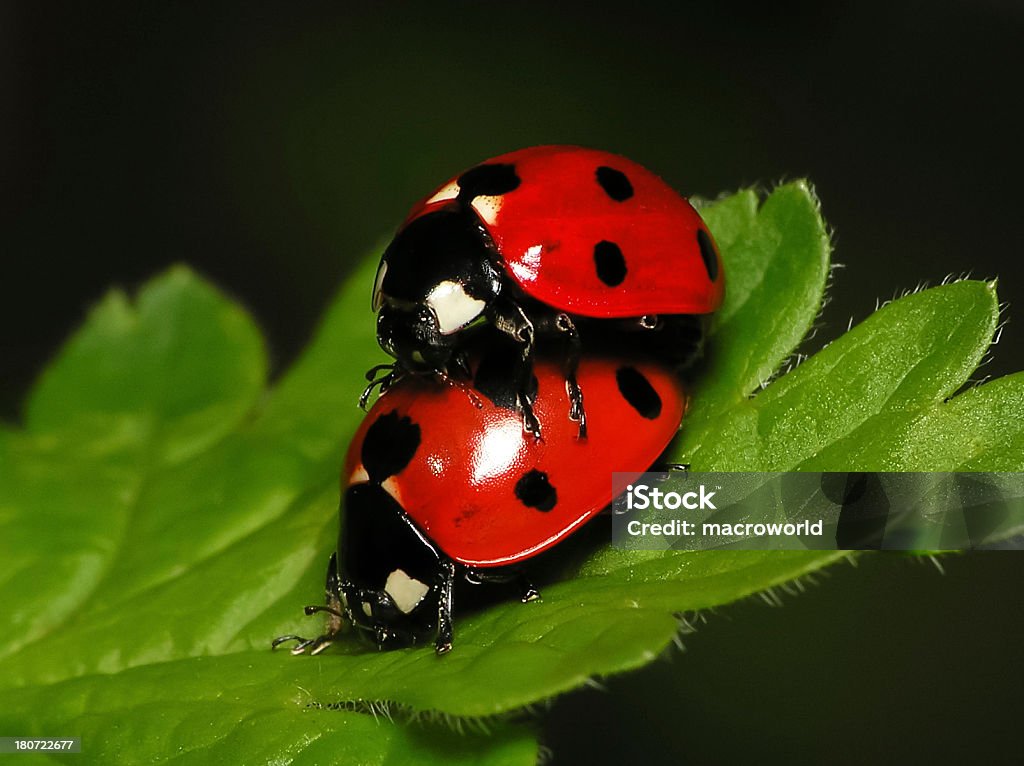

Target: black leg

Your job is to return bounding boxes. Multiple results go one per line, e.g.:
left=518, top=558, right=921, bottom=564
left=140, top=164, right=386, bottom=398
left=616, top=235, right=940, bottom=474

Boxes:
left=273, top=624, right=335, bottom=655
left=490, top=298, right=541, bottom=437
left=271, top=553, right=346, bottom=656
left=465, top=567, right=541, bottom=603
left=323, top=552, right=346, bottom=632
left=360, top=365, right=402, bottom=409
left=434, top=560, right=456, bottom=655
left=517, top=573, right=541, bottom=603
left=513, top=324, right=541, bottom=438
left=304, top=633, right=337, bottom=656
left=653, top=462, right=690, bottom=472
left=555, top=313, right=587, bottom=438
left=271, top=634, right=314, bottom=652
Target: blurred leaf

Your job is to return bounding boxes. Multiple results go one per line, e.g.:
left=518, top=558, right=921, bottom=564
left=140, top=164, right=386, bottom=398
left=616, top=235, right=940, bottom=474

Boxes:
left=0, top=270, right=267, bottom=663
left=1, top=182, right=1020, bottom=758
left=25, top=267, right=267, bottom=463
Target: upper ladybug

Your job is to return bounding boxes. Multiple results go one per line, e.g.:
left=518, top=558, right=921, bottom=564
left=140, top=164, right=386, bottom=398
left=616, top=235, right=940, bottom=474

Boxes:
left=368, top=145, right=724, bottom=436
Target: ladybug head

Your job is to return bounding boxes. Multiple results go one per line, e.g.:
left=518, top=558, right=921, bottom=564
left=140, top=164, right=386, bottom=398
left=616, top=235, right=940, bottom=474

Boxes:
left=375, top=303, right=457, bottom=373
left=372, top=207, right=502, bottom=374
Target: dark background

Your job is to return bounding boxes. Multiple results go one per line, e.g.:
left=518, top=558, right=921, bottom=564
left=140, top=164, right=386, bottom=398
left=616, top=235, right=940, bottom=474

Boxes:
left=3, top=2, right=1022, bottom=763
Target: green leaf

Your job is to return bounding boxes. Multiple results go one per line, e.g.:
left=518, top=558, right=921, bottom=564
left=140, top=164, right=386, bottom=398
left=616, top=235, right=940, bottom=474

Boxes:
left=686, top=182, right=831, bottom=436
left=678, top=279, right=1000, bottom=471
left=0, top=654, right=538, bottom=765
left=2, top=181, right=1020, bottom=758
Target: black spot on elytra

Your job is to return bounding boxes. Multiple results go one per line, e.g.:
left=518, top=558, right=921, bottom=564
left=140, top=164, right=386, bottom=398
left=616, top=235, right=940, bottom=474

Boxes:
left=514, top=470, right=558, bottom=512
left=594, top=241, right=627, bottom=286
left=696, top=229, right=719, bottom=282
left=616, top=367, right=662, bottom=419
left=596, top=166, right=633, bottom=201
left=361, top=410, right=421, bottom=484
left=457, top=163, right=521, bottom=201
left=474, top=349, right=538, bottom=411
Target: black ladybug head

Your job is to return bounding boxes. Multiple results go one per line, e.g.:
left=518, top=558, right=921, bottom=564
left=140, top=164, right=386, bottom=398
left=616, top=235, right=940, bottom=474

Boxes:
left=372, top=206, right=502, bottom=373
left=375, top=303, right=457, bottom=372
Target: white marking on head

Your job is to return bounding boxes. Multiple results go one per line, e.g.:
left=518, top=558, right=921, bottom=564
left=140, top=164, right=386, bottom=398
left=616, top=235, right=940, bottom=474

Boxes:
left=350, top=464, right=369, bottom=484
left=425, top=180, right=460, bottom=205
left=372, top=260, right=388, bottom=311
left=471, top=195, right=503, bottom=225
left=425, top=280, right=486, bottom=335
left=362, top=601, right=373, bottom=617
left=385, top=569, right=431, bottom=614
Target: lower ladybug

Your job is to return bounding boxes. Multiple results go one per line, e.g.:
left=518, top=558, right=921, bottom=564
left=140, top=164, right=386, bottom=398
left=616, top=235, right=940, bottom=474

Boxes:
left=273, top=350, right=686, bottom=655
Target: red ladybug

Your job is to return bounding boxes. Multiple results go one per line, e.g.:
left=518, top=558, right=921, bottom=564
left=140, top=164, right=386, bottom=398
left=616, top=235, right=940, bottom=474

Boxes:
left=274, top=350, right=687, bottom=655
left=367, top=145, right=723, bottom=437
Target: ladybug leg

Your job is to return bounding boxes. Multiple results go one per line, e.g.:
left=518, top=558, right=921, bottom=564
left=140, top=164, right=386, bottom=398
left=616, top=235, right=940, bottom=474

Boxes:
left=490, top=298, right=541, bottom=437
left=651, top=463, right=690, bottom=490
left=517, top=574, right=541, bottom=603
left=271, top=553, right=346, bottom=656
left=318, top=553, right=348, bottom=633
left=271, top=634, right=316, bottom=653
left=464, top=567, right=541, bottom=603
left=465, top=567, right=500, bottom=584
left=654, top=462, right=690, bottom=472
left=434, top=560, right=457, bottom=655
left=515, top=331, right=542, bottom=438
left=555, top=313, right=587, bottom=439
left=360, top=364, right=401, bottom=409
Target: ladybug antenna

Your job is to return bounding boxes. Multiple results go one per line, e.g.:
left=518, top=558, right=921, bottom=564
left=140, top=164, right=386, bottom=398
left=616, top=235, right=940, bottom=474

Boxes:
left=304, top=604, right=344, bottom=618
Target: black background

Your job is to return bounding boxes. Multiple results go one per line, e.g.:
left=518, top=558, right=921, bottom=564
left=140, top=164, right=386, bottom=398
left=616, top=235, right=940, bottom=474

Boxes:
left=3, top=2, right=1022, bottom=763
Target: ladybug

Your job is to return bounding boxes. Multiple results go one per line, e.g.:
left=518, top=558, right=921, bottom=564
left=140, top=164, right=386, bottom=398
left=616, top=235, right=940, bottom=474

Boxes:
left=274, top=349, right=687, bottom=655
left=366, top=145, right=724, bottom=437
